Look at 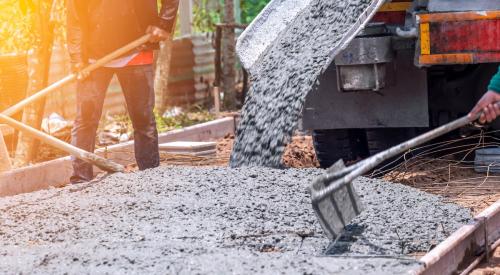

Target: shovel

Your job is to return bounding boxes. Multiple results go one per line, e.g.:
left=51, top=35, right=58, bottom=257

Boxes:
left=2, top=34, right=151, bottom=117
left=0, top=34, right=152, bottom=173
left=310, top=112, right=486, bottom=240
left=0, top=113, right=124, bottom=173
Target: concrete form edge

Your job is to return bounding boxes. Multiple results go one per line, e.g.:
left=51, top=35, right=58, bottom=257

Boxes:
left=0, top=117, right=235, bottom=198
left=411, top=200, right=500, bottom=275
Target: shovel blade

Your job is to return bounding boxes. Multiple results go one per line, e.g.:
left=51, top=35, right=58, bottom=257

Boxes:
left=311, top=160, right=364, bottom=240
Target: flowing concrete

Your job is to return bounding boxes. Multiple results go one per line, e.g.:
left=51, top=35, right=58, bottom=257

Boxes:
left=231, top=0, right=382, bottom=167
left=0, top=167, right=471, bottom=274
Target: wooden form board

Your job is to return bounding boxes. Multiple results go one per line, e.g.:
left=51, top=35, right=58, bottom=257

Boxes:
left=412, top=200, right=500, bottom=274
left=159, top=141, right=217, bottom=157
left=159, top=141, right=216, bottom=153
left=0, top=117, right=236, bottom=197
left=0, top=124, right=14, bottom=136
left=0, top=132, right=12, bottom=172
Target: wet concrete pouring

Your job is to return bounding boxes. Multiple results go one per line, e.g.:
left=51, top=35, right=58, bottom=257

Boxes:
left=0, top=167, right=471, bottom=274
left=231, top=0, right=374, bottom=167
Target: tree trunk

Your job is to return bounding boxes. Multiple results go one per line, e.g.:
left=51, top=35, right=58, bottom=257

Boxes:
left=222, top=0, right=237, bottom=110
left=14, top=0, right=54, bottom=166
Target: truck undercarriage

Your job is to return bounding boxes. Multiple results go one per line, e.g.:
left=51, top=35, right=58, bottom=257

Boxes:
left=302, top=0, right=500, bottom=167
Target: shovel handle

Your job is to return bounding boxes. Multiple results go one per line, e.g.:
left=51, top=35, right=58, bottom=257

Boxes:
left=312, top=111, right=487, bottom=203
left=80, top=34, right=152, bottom=75
left=0, top=114, right=124, bottom=173
left=2, top=34, right=152, bottom=117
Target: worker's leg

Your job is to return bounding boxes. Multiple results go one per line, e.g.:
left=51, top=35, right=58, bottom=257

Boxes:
left=70, top=68, right=114, bottom=183
left=116, top=65, right=160, bottom=170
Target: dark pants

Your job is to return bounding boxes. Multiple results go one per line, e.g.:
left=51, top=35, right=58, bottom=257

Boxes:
left=70, top=65, right=160, bottom=183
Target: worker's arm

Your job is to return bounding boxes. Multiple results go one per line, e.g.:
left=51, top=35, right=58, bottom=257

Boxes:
left=470, top=66, right=500, bottom=123
left=147, top=0, right=180, bottom=43
left=66, top=0, right=88, bottom=73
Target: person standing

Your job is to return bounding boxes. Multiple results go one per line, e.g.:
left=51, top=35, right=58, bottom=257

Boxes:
left=67, top=0, right=179, bottom=183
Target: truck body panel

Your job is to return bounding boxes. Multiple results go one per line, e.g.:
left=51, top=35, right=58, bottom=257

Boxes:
left=303, top=50, right=428, bottom=129
left=302, top=1, right=500, bottom=130
left=418, top=11, right=500, bottom=65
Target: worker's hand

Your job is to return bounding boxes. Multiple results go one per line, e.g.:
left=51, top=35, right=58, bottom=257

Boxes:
left=469, top=90, right=500, bottom=124
left=146, top=25, right=170, bottom=43
left=71, top=62, right=90, bottom=80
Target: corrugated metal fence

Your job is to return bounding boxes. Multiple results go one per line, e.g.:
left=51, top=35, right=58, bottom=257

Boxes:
left=166, top=34, right=215, bottom=106
left=44, top=34, right=215, bottom=120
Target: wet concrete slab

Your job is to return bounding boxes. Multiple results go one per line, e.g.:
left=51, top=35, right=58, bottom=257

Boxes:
left=0, top=167, right=471, bottom=274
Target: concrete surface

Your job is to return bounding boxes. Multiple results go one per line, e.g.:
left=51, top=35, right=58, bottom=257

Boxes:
left=0, top=167, right=471, bottom=274
left=231, top=0, right=374, bottom=167
left=0, top=117, right=235, bottom=198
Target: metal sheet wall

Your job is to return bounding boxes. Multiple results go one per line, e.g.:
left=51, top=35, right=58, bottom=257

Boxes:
left=166, top=34, right=215, bottom=107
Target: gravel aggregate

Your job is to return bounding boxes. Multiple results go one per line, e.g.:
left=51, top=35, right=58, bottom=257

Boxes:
left=0, top=167, right=471, bottom=274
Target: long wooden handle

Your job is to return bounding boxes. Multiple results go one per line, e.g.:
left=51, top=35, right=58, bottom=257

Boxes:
left=0, top=35, right=152, bottom=173
left=2, top=34, right=152, bottom=117
left=0, top=114, right=124, bottom=173
left=80, top=34, right=152, bottom=75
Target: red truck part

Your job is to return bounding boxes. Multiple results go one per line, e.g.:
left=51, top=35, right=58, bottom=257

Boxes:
left=372, top=0, right=412, bottom=25
left=418, top=11, right=500, bottom=65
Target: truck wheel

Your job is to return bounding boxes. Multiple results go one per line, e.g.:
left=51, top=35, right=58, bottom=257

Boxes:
left=366, top=128, right=416, bottom=172
left=312, top=129, right=368, bottom=168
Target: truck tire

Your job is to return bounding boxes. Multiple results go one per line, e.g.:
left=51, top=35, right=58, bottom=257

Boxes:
left=312, top=129, right=368, bottom=168
left=366, top=128, right=416, bottom=172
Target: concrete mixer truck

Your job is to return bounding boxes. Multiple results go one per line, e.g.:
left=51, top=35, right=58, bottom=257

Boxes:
left=300, top=0, right=500, bottom=167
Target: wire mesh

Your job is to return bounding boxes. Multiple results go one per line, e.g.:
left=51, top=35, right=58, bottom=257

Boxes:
left=369, top=129, right=500, bottom=214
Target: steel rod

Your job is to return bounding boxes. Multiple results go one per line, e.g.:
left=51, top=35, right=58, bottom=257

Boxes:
left=457, top=237, right=500, bottom=275
left=313, top=115, right=476, bottom=202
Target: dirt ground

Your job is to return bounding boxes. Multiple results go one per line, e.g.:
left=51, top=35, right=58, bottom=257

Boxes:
left=23, top=132, right=319, bottom=171
left=216, top=134, right=319, bottom=168
left=382, top=158, right=500, bottom=215
left=470, top=247, right=500, bottom=275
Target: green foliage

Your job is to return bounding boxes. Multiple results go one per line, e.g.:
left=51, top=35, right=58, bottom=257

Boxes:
left=0, top=0, right=66, bottom=54
left=192, top=0, right=222, bottom=33
left=241, top=0, right=270, bottom=24
left=110, top=107, right=215, bottom=135
left=0, top=0, right=36, bottom=54
left=192, top=0, right=270, bottom=33
left=155, top=107, right=216, bottom=133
